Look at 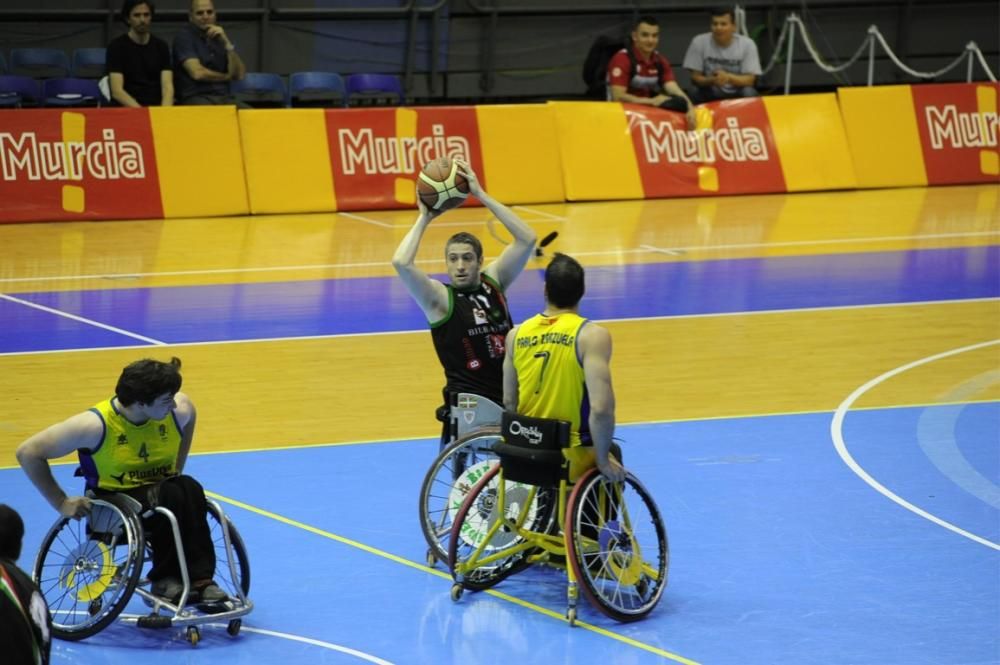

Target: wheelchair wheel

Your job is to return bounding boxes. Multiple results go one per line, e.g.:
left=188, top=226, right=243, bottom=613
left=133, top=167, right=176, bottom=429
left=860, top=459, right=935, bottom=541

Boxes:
left=207, top=501, right=250, bottom=599
left=419, top=427, right=502, bottom=566
left=565, top=468, right=668, bottom=622
left=447, top=464, right=554, bottom=591
left=33, top=495, right=145, bottom=640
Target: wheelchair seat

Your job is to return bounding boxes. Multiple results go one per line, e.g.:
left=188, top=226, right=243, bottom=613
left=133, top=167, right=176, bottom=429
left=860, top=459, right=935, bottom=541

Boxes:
left=493, top=411, right=570, bottom=487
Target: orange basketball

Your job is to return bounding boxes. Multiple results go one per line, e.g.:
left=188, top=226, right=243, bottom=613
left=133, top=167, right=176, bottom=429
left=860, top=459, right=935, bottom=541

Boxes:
left=416, top=157, right=470, bottom=212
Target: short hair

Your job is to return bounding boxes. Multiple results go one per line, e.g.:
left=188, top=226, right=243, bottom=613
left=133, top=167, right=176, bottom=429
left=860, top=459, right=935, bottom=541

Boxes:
left=634, top=15, right=659, bottom=30
left=545, top=253, right=585, bottom=309
left=0, top=504, right=24, bottom=561
left=115, top=357, right=183, bottom=406
left=120, top=0, right=155, bottom=23
left=710, top=6, right=735, bottom=21
left=445, top=232, right=483, bottom=262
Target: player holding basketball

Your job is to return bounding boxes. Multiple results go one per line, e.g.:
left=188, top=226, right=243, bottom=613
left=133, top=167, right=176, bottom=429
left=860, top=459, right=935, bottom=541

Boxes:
left=392, top=159, right=537, bottom=447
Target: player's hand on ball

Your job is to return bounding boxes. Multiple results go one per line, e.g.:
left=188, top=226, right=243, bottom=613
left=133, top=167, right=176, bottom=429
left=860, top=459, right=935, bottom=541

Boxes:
left=453, top=159, right=482, bottom=197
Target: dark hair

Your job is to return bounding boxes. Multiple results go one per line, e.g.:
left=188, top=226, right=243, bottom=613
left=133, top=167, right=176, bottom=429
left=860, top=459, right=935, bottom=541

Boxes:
left=120, top=0, right=155, bottom=23
left=709, top=6, right=735, bottom=21
left=445, top=232, right=483, bottom=261
left=115, top=357, right=182, bottom=406
left=0, top=504, right=24, bottom=561
left=634, top=15, right=659, bottom=30
left=545, top=253, right=585, bottom=309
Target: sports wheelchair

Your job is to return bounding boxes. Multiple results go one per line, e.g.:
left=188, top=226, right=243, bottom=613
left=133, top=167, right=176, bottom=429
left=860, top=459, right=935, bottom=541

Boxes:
left=419, top=392, right=507, bottom=566
left=447, top=412, right=668, bottom=624
left=31, top=489, right=252, bottom=645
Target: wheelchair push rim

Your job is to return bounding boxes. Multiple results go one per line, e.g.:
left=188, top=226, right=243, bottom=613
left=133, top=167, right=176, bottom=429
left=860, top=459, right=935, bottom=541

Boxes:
left=565, top=468, right=668, bottom=622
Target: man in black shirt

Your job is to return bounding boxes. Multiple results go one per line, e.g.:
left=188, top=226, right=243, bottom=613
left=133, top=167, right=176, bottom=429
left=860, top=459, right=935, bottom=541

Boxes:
left=392, top=159, right=537, bottom=446
left=106, top=0, right=174, bottom=107
left=0, top=504, right=51, bottom=665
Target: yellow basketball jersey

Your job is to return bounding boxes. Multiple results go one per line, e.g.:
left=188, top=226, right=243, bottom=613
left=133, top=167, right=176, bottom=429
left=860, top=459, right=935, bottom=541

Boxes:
left=79, top=398, right=182, bottom=491
left=512, top=312, right=589, bottom=446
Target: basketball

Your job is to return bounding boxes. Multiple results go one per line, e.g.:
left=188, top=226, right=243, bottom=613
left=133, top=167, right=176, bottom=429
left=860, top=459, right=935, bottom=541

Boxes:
left=416, top=157, right=470, bottom=212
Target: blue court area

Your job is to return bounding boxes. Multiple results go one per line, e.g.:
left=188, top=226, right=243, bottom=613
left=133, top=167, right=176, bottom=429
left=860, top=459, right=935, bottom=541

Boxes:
left=2, top=245, right=997, bottom=352
left=2, top=405, right=997, bottom=664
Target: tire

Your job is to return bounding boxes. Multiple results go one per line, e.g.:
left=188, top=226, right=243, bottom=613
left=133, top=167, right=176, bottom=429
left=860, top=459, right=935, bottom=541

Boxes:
left=33, top=494, right=145, bottom=640
left=565, top=468, right=668, bottom=622
left=419, top=428, right=502, bottom=565
left=207, top=501, right=250, bottom=598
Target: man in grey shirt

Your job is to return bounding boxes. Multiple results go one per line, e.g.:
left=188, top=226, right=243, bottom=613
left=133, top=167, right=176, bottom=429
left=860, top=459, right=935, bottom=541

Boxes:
left=173, top=0, right=247, bottom=105
left=683, top=6, right=761, bottom=103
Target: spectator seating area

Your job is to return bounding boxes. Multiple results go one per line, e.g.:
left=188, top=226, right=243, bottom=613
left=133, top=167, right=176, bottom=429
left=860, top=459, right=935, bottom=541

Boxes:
left=0, top=46, right=405, bottom=109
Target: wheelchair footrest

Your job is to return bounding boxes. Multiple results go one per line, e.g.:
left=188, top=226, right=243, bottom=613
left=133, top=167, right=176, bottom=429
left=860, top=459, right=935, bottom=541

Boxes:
left=137, top=614, right=173, bottom=629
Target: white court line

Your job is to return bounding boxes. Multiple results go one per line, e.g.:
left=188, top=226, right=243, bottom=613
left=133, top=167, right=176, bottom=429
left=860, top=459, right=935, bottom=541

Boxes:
left=640, top=229, right=1000, bottom=255
left=335, top=211, right=394, bottom=228
left=512, top=205, right=567, bottom=221
left=830, top=338, right=1000, bottom=551
left=0, top=293, right=165, bottom=345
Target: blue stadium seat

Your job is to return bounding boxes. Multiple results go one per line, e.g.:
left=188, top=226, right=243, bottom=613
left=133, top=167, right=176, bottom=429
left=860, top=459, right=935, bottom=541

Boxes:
left=42, top=78, right=103, bottom=107
left=10, top=48, right=70, bottom=79
left=72, top=48, right=107, bottom=79
left=345, top=73, right=404, bottom=106
left=289, top=71, right=346, bottom=108
left=231, top=72, right=287, bottom=108
left=0, top=75, right=41, bottom=108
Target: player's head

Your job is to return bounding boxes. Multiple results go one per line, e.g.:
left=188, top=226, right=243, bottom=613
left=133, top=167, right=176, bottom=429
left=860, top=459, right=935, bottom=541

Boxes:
left=0, top=504, right=25, bottom=561
left=116, top=357, right=183, bottom=408
left=544, top=253, right=585, bottom=309
left=445, top=232, right=484, bottom=290
left=121, top=0, right=154, bottom=31
left=631, top=15, right=660, bottom=57
left=709, top=6, right=736, bottom=46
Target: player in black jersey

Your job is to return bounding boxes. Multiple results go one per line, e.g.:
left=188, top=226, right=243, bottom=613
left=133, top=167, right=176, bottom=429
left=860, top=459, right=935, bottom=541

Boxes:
left=0, top=504, right=51, bottom=665
left=392, top=159, right=537, bottom=446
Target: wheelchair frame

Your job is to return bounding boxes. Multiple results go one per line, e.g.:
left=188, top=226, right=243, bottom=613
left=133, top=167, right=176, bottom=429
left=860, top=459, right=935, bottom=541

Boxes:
left=446, top=418, right=668, bottom=625
left=32, top=491, right=252, bottom=645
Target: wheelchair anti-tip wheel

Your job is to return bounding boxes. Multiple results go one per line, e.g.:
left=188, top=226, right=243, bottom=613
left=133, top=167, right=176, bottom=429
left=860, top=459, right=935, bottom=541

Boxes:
left=419, top=427, right=503, bottom=566
left=33, top=495, right=145, bottom=641
left=565, top=468, right=668, bottom=622
left=447, top=463, right=556, bottom=592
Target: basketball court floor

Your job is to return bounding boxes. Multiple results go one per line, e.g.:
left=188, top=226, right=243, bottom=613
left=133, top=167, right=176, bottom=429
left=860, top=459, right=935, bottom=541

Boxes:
left=0, top=184, right=997, bottom=664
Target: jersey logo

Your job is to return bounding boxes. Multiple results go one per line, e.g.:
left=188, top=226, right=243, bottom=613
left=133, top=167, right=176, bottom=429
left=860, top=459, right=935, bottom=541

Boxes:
left=116, top=434, right=128, bottom=446
left=158, top=424, right=167, bottom=438
left=110, top=472, right=126, bottom=485
left=472, top=307, right=488, bottom=325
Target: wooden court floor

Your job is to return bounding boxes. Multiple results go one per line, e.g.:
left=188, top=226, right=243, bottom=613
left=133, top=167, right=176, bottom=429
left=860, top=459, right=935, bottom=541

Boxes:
left=0, top=185, right=997, bottom=664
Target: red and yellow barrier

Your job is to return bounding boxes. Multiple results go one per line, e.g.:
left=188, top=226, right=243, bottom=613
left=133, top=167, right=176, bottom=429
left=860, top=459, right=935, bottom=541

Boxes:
left=0, top=82, right=992, bottom=225
left=838, top=82, right=999, bottom=188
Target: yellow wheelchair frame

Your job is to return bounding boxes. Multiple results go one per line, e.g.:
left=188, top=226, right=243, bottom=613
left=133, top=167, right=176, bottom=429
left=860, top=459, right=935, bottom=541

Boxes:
left=446, top=413, right=668, bottom=625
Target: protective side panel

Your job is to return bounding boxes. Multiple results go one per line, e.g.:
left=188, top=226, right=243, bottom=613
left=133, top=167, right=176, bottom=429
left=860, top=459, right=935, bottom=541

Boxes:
left=910, top=82, right=999, bottom=185
left=474, top=104, right=565, bottom=204
left=838, top=85, right=928, bottom=188
left=549, top=101, right=643, bottom=201
left=150, top=106, right=249, bottom=218
left=239, top=109, right=336, bottom=214
left=325, top=106, right=485, bottom=211
left=764, top=93, right=857, bottom=192
left=0, top=108, right=163, bottom=224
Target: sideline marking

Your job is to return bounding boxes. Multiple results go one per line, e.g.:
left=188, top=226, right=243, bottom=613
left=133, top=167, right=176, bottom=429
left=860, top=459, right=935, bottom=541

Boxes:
left=830, top=339, right=1000, bottom=550
left=205, top=490, right=700, bottom=665
left=0, top=293, right=165, bottom=345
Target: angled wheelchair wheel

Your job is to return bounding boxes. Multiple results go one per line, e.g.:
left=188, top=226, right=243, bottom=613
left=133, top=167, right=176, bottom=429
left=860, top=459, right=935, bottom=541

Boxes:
left=419, top=427, right=502, bottom=566
left=33, top=494, right=145, bottom=640
left=207, top=501, right=251, bottom=599
left=447, top=464, right=555, bottom=591
left=565, top=468, right=668, bottom=622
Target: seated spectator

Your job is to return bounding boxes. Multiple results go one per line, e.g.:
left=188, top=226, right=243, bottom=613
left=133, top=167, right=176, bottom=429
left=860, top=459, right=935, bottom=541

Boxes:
left=107, top=0, right=173, bottom=107
left=0, top=504, right=51, bottom=665
left=606, top=15, right=695, bottom=129
left=683, top=6, right=761, bottom=103
left=172, top=0, right=247, bottom=106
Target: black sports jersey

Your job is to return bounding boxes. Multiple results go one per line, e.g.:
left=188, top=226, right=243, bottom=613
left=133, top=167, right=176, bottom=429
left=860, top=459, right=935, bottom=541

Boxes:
left=430, top=273, right=511, bottom=404
left=0, top=559, right=51, bottom=665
